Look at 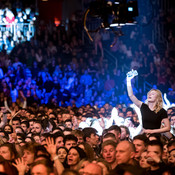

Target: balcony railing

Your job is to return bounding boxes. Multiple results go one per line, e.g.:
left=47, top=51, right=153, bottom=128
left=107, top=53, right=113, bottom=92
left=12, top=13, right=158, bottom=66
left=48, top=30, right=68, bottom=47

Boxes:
left=0, top=22, right=35, bottom=52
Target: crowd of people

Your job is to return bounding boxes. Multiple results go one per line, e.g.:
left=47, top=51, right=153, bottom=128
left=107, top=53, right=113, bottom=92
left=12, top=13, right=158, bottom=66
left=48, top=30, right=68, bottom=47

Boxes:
left=0, top=1, right=174, bottom=108
left=0, top=0, right=174, bottom=175
left=0, top=101, right=174, bottom=175
left=0, top=0, right=36, bottom=51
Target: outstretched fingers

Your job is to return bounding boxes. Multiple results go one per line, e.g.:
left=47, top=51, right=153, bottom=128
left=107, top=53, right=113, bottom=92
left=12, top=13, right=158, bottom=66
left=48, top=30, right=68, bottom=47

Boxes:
left=45, top=137, right=54, bottom=145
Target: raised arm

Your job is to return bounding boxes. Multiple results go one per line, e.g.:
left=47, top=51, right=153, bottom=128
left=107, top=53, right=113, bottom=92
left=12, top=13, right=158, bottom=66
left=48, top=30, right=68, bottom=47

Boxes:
left=19, top=90, right=27, bottom=109
left=45, top=137, right=65, bottom=175
left=4, top=97, right=12, bottom=113
left=0, top=107, right=7, bottom=128
left=126, top=70, right=142, bottom=108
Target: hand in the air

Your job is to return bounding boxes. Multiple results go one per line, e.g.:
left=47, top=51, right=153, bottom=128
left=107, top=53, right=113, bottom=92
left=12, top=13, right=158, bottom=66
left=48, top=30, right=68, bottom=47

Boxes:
left=12, top=158, right=28, bottom=175
left=44, top=137, right=57, bottom=158
left=126, top=69, right=138, bottom=81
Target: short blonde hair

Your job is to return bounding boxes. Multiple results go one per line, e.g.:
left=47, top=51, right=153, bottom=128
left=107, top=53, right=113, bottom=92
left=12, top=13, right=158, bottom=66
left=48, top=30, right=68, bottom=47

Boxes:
left=147, top=89, right=163, bottom=113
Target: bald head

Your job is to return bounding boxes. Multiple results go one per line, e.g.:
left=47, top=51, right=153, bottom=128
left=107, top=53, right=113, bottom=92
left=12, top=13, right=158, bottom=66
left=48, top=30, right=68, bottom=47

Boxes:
left=83, top=163, right=102, bottom=175
left=116, top=141, right=135, bottom=165
left=119, top=141, right=135, bottom=151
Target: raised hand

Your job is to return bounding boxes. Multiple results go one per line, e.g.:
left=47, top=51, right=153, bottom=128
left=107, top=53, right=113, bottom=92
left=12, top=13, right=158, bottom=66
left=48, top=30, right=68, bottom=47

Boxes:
left=45, top=138, right=65, bottom=175
left=126, top=69, right=138, bottom=81
left=12, top=158, right=28, bottom=175
left=44, top=137, right=57, bottom=158
left=147, top=153, right=162, bottom=165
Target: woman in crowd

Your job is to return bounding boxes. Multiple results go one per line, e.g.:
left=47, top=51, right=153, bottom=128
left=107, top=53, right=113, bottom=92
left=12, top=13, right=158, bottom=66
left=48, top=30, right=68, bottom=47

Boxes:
left=0, top=143, right=18, bottom=162
left=126, top=69, right=170, bottom=134
left=168, top=149, right=175, bottom=166
left=3, top=124, right=13, bottom=134
left=0, top=155, right=18, bottom=175
left=78, top=142, right=95, bottom=161
left=57, top=146, right=68, bottom=167
left=139, top=151, right=150, bottom=169
left=67, top=146, right=87, bottom=170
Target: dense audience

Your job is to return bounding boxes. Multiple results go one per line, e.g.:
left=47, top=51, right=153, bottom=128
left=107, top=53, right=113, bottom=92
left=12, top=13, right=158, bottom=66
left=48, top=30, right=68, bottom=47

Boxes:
left=0, top=0, right=36, bottom=51
left=0, top=0, right=174, bottom=175
left=0, top=103, right=174, bottom=175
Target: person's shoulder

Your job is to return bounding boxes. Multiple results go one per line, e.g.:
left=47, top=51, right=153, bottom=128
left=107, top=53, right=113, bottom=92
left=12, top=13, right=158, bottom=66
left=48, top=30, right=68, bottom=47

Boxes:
left=141, top=103, right=148, bottom=109
left=161, top=107, right=167, bottom=112
left=158, top=107, right=167, bottom=114
left=159, top=108, right=168, bottom=117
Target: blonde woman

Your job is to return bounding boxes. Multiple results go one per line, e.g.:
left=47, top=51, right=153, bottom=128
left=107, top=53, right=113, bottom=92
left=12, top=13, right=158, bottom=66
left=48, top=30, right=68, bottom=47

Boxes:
left=126, top=70, right=170, bottom=134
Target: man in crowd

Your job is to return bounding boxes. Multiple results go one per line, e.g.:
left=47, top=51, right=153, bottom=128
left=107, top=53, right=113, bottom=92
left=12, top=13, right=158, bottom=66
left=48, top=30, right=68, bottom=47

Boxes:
left=32, top=121, right=44, bottom=135
left=115, top=140, right=136, bottom=165
left=31, top=159, right=54, bottom=175
left=101, top=140, right=117, bottom=169
left=63, top=134, right=77, bottom=150
left=107, top=125, right=121, bottom=143
left=146, top=140, right=169, bottom=174
left=133, top=134, right=148, bottom=161
left=83, top=127, right=100, bottom=156
left=12, top=117, right=21, bottom=130
left=102, top=133, right=117, bottom=143
left=120, top=125, right=130, bottom=141
left=53, top=132, right=64, bottom=149
left=82, top=163, right=102, bottom=175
